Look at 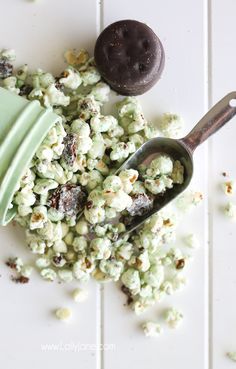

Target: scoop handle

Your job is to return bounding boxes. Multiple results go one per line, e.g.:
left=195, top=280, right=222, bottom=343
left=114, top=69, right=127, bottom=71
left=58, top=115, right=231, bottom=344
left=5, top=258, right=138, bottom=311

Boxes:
left=180, top=92, right=236, bottom=152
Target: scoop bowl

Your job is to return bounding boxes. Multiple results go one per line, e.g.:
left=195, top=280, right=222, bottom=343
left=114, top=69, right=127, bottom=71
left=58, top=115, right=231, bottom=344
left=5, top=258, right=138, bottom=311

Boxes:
left=117, top=91, right=236, bottom=233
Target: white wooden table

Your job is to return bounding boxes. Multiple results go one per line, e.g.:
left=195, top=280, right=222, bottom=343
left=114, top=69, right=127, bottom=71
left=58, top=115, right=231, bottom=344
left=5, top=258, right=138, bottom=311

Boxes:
left=0, top=1, right=235, bottom=368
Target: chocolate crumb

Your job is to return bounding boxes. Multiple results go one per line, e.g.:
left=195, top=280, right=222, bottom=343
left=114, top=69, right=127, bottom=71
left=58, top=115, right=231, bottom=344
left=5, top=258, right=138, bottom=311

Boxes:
left=121, top=284, right=133, bottom=305
left=175, top=259, right=185, bottom=270
left=11, top=275, right=29, bottom=284
left=6, top=259, right=17, bottom=270
left=222, top=172, right=228, bottom=177
left=49, top=184, right=87, bottom=216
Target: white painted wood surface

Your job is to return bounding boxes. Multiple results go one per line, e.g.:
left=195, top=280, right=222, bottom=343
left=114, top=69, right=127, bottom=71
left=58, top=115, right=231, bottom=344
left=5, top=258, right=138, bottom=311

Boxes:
left=0, top=0, right=235, bottom=368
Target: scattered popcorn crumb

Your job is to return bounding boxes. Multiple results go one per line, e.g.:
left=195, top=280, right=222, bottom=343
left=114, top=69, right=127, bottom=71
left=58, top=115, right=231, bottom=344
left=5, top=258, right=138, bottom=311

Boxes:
left=222, top=181, right=235, bottom=195
left=164, top=307, right=183, bottom=329
left=72, top=288, right=88, bottom=302
left=55, top=307, right=72, bottom=321
left=227, top=352, right=236, bottom=362
left=176, top=191, right=203, bottom=212
left=185, top=233, right=199, bottom=249
left=224, top=202, right=236, bottom=220
left=142, top=321, right=163, bottom=337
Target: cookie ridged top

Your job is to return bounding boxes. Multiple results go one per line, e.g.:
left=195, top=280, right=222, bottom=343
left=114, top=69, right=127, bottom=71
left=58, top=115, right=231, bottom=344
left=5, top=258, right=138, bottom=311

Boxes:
left=94, top=19, right=165, bottom=95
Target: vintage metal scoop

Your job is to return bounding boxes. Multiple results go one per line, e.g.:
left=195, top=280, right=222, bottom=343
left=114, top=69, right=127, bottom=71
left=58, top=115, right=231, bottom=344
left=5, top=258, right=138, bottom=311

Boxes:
left=116, top=91, right=236, bottom=233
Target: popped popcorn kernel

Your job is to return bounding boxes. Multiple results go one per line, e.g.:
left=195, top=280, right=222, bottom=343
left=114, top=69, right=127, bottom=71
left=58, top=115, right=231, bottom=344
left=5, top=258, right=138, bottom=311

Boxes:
left=55, top=307, right=72, bottom=321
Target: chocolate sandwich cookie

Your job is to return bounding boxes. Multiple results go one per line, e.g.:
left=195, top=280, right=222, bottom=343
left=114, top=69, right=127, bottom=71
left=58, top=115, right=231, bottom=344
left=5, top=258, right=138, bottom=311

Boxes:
left=94, top=19, right=165, bottom=96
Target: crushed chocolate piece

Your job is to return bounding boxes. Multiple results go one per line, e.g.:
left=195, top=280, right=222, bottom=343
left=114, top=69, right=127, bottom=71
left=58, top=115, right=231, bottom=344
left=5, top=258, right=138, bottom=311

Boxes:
left=52, top=255, right=63, bottom=265
left=121, top=284, right=133, bottom=305
left=175, top=259, right=185, bottom=270
left=49, top=184, right=87, bottom=216
left=127, top=193, right=154, bottom=217
left=62, top=133, right=77, bottom=166
left=222, top=172, right=227, bottom=177
left=11, top=275, right=29, bottom=284
left=19, top=84, right=33, bottom=96
left=6, top=259, right=17, bottom=270
left=0, top=59, right=13, bottom=78
left=54, top=76, right=64, bottom=91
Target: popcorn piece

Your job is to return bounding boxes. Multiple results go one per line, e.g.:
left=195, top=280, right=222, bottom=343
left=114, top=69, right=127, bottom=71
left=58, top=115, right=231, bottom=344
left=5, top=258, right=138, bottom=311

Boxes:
left=55, top=307, right=72, bottom=321
left=59, top=68, right=82, bottom=89
left=164, top=307, right=183, bottom=328
left=142, top=322, right=163, bottom=337
left=43, top=84, right=70, bottom=107
left=222, top=181, right=235, bottom=195
left=185, top=233, right=199, bottom=248
left=159, top=113, right=184, bottom=138
left=40, top=268, right=57, bottom=281
left=227, top=352, right=236, bottom=362
left=224, top=202, right=236, bottom=220
left=72, top=288, right=88, bottom=302
left=121, top=268, right=141, bottom=294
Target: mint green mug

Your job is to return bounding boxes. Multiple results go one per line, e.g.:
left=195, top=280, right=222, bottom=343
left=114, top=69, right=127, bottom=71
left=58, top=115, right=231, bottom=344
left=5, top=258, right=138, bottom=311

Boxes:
left=0, top=87, right=61, bottom=225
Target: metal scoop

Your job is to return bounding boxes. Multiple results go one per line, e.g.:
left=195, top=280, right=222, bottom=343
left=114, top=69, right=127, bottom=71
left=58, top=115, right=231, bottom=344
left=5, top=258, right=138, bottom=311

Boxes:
left=116, top=91, right=236, bottom=233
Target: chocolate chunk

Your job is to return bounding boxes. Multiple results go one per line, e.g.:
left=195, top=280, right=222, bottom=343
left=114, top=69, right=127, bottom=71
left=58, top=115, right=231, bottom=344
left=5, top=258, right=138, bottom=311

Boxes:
left=49, top=184, right=87, bottom=216
left=19, top=84, right=33, bottom=97
left=0, top=59, right=13, bottom=78
left=62, top=133, right=77, bottom=166
left=94, top=20, right=165, bottom=95
left=127, top=193, right=154, bottom=216
left=11, top=275, right=29, bottom=284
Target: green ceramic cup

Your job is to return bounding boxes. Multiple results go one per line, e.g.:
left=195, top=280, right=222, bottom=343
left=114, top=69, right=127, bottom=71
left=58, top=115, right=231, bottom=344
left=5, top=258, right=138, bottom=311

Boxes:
left=0, top=87, right=61, bottom=226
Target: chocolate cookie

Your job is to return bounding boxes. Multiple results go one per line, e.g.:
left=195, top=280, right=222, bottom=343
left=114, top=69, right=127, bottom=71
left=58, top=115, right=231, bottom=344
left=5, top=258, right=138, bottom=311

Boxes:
left=94, top=19, right=165, bottom=96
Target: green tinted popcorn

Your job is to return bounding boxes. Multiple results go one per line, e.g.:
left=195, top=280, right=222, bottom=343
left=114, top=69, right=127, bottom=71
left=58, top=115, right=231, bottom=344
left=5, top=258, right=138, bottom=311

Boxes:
left=110, top=141, right=135, bottom=162
left=40, top=268, right=57, bottom=281
left=146, top=155, right=173, bottom=177
left=33, top=179, right=58, bottom=195
left=143, top=265, right=164, bottom=288
left=84, top=206, right=105, bottom=224
left=29, top=206, right=48, bottom=230
left=135, top=251, right=150, bottom=272
left=90, top=238, right=111, bottom=260
left=77, top=96, right=100, bottom=120
left=75, top=219, right=89, bottom=235
left=87, top=189, right=106, bottom=207
left=43, top=84, right=70, bottom=108
left=119, top=169, right=139, bottom=193
left=224, top=202, right=236, bottom=219
left=159, top=113, right=184, bottom=138
left=90, top=115, right=118, bottom=133
left=14, top=186, right=36, bottom=207
left=53, top=240, right=67, bottom=253
left=58, top=269, right=73, bottom=282
left=104, top=190, right=133, bottom=212
left=72, top=236, right=88, bottom=252
left=142, top=322, right=163, bottom=337
left=121, top=268, right=141, bottom=294
left=59, top=67, right=82, bottom=89
left=0, top=48, right=16, bottom=61
left=90, top=82, right=110, bottom=103
left=144, top=176, right=173, bottom=195
left=99, top=259, right=124, bottom=282
left=71, top=119, right=90, bottom=137
left=103, top=175, right=123, bottom=192
left=73, top=256, right=95, bottom=281
left=164, top=307, right=183, bottom=329
left=88, top=133, right=105, bottom=159
left=129, top=133, right=144, bottom=148
left=80, top=66, right=101, bottom=86
left=35, top=257, right=51, bottom=269
left=3, top=76, right=20, bottom=94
